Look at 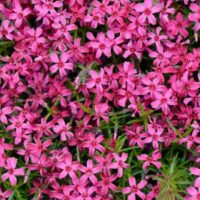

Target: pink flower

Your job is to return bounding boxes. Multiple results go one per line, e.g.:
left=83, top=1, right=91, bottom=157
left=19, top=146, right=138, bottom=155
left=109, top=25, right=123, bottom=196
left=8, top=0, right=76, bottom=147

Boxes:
left=149, top=45, right=172, bottom=66
left=0, top=138, right=13, bottom=154
left=125, top=125, right=146, bottom=149
left=189, top=3, right=200, bottom=41
left=25, top=27, right=46, bottom=52
left=53, top=119, right=73, bottom=141
left=122, top=177, right=147, bottom=200
left=99, top=171, right=117, bottom=195
left=80, top=159, right=101, bottom=184
left=33, top=117, right=53, bottom=137
left=57, top=153, right=78, bottom=179
left=85, top=11, right=105, bottom=28
left=84, top=133, right=105, bottom=156
left=144, top=127, right=164, bottom=149
left=186, top=185, right=200, bottom=200
left=94, top=103, right=109, bottom=125
left=137, top=150, right=162, bottom=170
left=0, top=188, right=13, bottom=200
left=0, top=106, right=12, bottom=124
left=28, top=138, right=52, bottom=157
left=179, top=129, right=200, bottom=149
left=1, top=158, right=24, bottom=186
left=86, top=69, right=107, bottom=92
left=0, top=20, right=15, bottom=40
left=87, top=32, right=112, bottom=58
left=151, top=89, right=177, bottom=114
left=134, top=0, right=162, bottom=25
left=147, top=27, right=167, bottom=49
left=110, top=153, right=129, bottom=177
left=117, top=62, right=137, bottom=89
left=9, top=2, right=30, bottom=27
left=169, top=13, right=190, bottom=38
left=50, top=52, right=73, bottom=77
left=52, top=18, right=77, bottom=41
left=190, top=167, right=200, bottom=187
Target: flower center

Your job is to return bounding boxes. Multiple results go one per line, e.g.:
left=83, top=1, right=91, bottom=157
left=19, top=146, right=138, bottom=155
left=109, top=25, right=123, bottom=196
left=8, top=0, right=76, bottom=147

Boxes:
left=144, top=8, right=151, bottom=15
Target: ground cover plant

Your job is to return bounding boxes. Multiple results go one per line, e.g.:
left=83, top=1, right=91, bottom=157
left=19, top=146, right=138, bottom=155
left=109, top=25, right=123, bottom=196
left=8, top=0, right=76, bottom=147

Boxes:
left=0, top=0, right=199, bottom=199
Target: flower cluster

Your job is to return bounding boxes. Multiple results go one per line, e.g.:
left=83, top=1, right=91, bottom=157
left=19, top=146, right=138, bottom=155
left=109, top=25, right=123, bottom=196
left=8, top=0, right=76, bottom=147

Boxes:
left=0, top=0, right=199, bottom=199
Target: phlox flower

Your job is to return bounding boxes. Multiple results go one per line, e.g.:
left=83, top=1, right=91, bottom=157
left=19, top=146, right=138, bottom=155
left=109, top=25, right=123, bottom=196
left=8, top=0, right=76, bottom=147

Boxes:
left=151, top=89, right=177, bottom=114
left=137, top=150, right=162, bottom=170
left=110, top=153, right=129, bottom=177
left=50, top=52, right=73, bottom=77
left=9, top=2, right=30, bottom=27
left=80, top=159, right=101, bottom=184
left=0, top=106, right=12, bottom=124
left=117, top=62, right=137, bottom=89
left=99, top=171, right=117, bottom=195
left=190, top=167, right=200, bottom=187
left=86, top=69, right=107, bottom=92
left=125, top=125, right=146, bottom=149
left=122, top=177, right=147, bottom=200
left=168, top=13, right=190, bottom=38
left=57, top=153, right=78, bottom=179
left=0, top=188, right=13, bottom=200
left=186, top=184, right=200, bottom=200
left=1, top=157, right=24, bottom=186
left=134, top=0, right=162, bottom=25
left=87, top=32, right=112, bottom=58
left=179, top=129, right=200, bottom=149
left=53, top=119, right=73, bottom=141
left=94, top=103, right=110, bottom=125
left=0, top=20, right=15, bottom=40
left=144, top=127, right=164, bottom=149
left=85, top=11, right=105, bottom=28
left=84, top=133, right=105, bottom=156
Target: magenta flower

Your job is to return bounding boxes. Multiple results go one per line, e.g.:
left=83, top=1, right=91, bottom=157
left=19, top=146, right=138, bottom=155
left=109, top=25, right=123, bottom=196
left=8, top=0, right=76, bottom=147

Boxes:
left=86, top=69, right=107, bottom=92
left=53, top=119, right=73, bottom=141
left=50, top=52, right=73, bottom=77
left=134, top=0, right=161, bottom=25
left=118, top=62, right=137, bottom=89
left=186, top=186, right=200, bottom=200
left=57, top=153, right=78, bottom=179
left=151, top=89, right=177, bottom=114
left=87, top=32, right=112, bottom=58
left=137, top=150, right=162, bottom=170
left=144, top=127, right=164, bottom=149
left=0, top=20, right=15, bottom=40
left=0, top=138, right=13, bottom=154
left=0, top=188, right=13, bottom=200
left=84, top=133, right=105, bottom=156
left=122, top=177, right=147, bottom=200
left=125, top=125, right=146, bottom=149
left=169, top=13, right=190, bottom=38
left=94, top=103, right=109, bottom=125
left=80, top=159, right=101, bottom=184
left=99, top=171, right=117, bottom=195
left=1, top=158, right=24, bottom=186
left=110, top=153, right=129, bottom=177
left=179, top=129, right=200, bottom=149
left=0, top=106, right=12, bottom=124
left=9, top=2, right=30, bottom=27
left=52, top=18, right=77, bottom=41
left=148, top=27, right=167, bottom=49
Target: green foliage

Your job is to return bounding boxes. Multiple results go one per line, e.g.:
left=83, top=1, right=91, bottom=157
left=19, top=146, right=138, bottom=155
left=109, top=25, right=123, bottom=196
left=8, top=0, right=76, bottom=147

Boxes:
left=152, top=155, right=193, bottom=200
